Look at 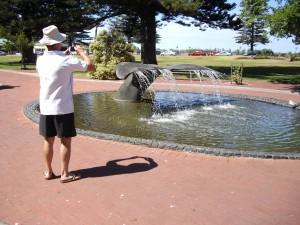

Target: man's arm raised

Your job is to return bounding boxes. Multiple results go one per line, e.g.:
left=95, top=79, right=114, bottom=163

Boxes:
left=74, top=45, right=95, bottom=72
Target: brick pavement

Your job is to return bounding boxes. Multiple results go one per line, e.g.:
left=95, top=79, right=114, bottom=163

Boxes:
left=0, top=70, right=300, bottom=225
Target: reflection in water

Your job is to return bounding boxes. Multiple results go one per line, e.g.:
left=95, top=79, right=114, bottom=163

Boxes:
left=74, top=91, right=300, bottom=153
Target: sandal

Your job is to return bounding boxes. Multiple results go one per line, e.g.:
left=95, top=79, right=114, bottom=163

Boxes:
left=60, top=173, right=81, bottom=183
left=44, top=171, right=56, bottom=180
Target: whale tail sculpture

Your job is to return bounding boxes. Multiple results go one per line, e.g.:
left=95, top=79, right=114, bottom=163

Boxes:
left=115, top=62, right=221, bottom=102
left=115, top=62, right=163, bottom=101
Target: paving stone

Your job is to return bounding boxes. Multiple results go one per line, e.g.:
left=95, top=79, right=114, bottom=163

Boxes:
left=1, top=70, right=300, bottom=225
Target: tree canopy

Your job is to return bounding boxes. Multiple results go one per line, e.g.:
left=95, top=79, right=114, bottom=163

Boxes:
left=268, top=0, right=300, bottom=45
left=92, top=0, right=241, bottom=64
left=0, top=0, right=98, bottom=41
left=0, top=0, right=241, bottom=64
left=0, top=0, right=98, bottom=62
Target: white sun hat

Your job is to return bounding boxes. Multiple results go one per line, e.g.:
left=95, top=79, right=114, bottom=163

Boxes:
left=39, top=25, right=66, bottom=45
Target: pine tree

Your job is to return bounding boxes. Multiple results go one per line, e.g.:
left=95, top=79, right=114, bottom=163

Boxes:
left=235, top=0, right=269, bottom=52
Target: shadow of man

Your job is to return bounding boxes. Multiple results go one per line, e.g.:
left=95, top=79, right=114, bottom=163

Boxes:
left=74, top=156, right=158, bottom=179
left=291, top=85, right=300, bottom=94
left=0, top=84, right=19, bottom=90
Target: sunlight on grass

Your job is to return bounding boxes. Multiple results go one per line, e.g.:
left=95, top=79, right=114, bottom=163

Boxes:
left=155, top=55, right=300, bottom=83
left=0, top=55, right=35, bottom=70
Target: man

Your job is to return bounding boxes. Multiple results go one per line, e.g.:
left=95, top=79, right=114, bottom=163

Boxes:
left=36, top=25, right=94, bottom=183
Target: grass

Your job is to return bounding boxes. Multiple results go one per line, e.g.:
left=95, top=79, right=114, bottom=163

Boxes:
left=1, top=54, right=300, bottom=84
left=155, top=55, right=300, bottom=84
left=0, top=55, right=35, bottom=70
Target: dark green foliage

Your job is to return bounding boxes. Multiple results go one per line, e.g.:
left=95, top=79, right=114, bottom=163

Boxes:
left=268, top=0, right=300, bottom=45
left=109, top=15, right=162, bottom=45
left=259, top=49, right=274, bottom=56
left=0, top=0, right=97, bottom=42
left=0, top=0, right=241, bottom=65
left=0, top=0, right=98, bottom=63
left=15, top=32, right=32, bottom=69
left=109, top=15, right=143, bottom=43
left=231, top=64, right=243, bottom=85
left=93, top=0, right=241, bottom=64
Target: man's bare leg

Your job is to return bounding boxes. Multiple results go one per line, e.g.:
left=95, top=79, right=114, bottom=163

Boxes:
left=60, top=137, right=81, bottom=183
left=43, top=137, right=55, bottom=178
left=60, top=137, right=72, bottom=179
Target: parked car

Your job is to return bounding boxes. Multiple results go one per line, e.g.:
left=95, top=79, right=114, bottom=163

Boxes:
left=160, top=50, right=176, bottom=56
left=215, top=51, right=232, bottom=56
left=0, top=51, right=7, bottom=56
left=188, top=50, right=216, bottom=56
left=189, top=50, right=205, bottom=56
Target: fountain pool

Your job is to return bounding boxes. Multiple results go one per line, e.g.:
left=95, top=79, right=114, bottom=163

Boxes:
left=72, top=91, right=300, bottom=158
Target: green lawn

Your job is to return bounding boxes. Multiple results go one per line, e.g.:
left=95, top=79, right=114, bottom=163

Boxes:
left=154, top=55, right=300, bottom=84
left=1, top=54, right=300, bottom=84
left=0, top=55, right=35, bottom=70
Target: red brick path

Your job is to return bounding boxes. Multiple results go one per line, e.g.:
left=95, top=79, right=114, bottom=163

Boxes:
left=0, top=70, right=300, bottom=225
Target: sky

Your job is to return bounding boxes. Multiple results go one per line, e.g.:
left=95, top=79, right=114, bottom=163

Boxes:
left=89, top=0, right=299, bottom=53
left=155, top=0, right=298, bottom=52
left=155, top=22, right=298, bottom=52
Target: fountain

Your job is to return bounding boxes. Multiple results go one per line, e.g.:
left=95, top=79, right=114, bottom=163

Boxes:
left=115, top=62, right=162, bottom=101
left=114, top=62, right=220, bottom=102
left=23, top=62, right=300, bottom=159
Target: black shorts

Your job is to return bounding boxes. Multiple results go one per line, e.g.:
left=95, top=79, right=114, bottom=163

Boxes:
left=39, top=113, right=77, bottom=138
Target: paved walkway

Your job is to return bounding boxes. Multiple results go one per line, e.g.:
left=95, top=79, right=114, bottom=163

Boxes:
left=0, top=70, right=300, bottom=225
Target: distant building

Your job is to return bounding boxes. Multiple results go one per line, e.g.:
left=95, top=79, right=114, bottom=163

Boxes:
left=33, top=43, right=47, bottom=55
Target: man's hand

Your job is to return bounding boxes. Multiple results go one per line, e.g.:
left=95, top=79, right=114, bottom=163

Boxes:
left=74, top=45, right=95, bottom=72
left=74, top=45, right=85, bottom=55
left=64, top=47, right=71, bottom=55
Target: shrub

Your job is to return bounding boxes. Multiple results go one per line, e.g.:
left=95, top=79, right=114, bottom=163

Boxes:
left=259, top=48, right=274, bottom=56
left=89, top=30, right=135, bottom=79
left=231, top=64, right=243, bottom=85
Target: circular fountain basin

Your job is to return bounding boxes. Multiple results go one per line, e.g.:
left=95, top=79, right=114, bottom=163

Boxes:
left=71, top=91, right=300, bottom=158
left=24, top=91, right=300, bottom=159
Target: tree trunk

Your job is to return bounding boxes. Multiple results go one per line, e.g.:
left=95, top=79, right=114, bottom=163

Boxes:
left=140, top=42, right=144, bottom=63
left=250, top=24, right=254, bottom=52
left=140, top=10, right=157, bottom=64
left=21, top=50, right=26, bottom=69
left=250, top=43, right=254, bottom=52
left=23, top=46, right=36, bottom=64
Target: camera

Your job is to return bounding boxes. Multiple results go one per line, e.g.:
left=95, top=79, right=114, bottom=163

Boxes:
left=69, top=42, right=80, bottom=52
left=70, top=46, right=75, bottom=52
